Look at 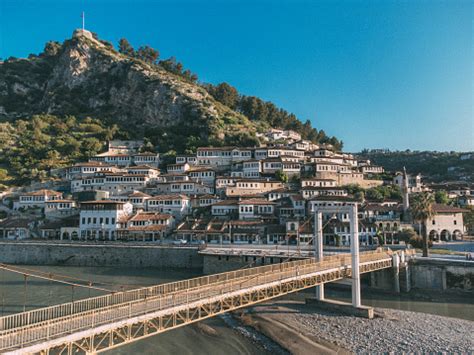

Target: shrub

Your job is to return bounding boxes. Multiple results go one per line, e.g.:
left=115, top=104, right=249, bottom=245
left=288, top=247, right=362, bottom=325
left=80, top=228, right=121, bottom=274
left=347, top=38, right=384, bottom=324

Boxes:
left=409, top=235, right=433, bottom=249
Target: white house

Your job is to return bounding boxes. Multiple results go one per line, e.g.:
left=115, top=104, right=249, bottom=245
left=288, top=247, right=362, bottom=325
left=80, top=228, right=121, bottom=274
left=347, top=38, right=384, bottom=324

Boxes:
left=66, top=162, right=117, bottom=180
left=16, top=190, right=63, bottom=209
left=238, top=198, right=276, bottom=220
left=44, top=200, right=78, bottom=219
left=123, top=211, right=175, bottom=241
left=242, top=160, right=261, bottom=178
left=425, top=204, right=467, bottom=241
left=393, top=172, right=423, bottom=193
left=146, top=194, right=191, bottom=220
left=79, top=200, right=133, bottom=240
left=211, top=200, right=239, bottom=217
left=225, top=179, right=284, bottom=197
left=187, top=167, right=216, bottom=185
left=167, top=163, right=190, bottom=174
left=132, top=152, right=160, bottom=167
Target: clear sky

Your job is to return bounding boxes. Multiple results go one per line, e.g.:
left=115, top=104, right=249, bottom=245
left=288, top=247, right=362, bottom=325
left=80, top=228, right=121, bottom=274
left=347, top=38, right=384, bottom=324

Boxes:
left=0, top=0, right=472, bottom=152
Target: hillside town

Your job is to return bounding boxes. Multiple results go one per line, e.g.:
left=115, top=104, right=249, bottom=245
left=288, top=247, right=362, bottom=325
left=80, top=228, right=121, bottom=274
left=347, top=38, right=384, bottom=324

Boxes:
left=0, top=129, right=471, bottom=247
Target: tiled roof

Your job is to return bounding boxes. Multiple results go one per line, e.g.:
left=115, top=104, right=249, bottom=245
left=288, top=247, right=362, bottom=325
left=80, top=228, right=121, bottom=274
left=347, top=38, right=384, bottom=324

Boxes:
left=148, top=194, right=189, bottom=201
left=129, top=212, right=173, bottom=221
left=129, top=191, right=152, bottom=198
left=212, top=199, right=239, bottom=206
left=0, top=218, right=32, bottom=228
left=73, top=161, right=113, bottom=167
left=80, top=200, right=126, bottom=204
left=432, top=204, right=469, bottom=214
left=238, top=198, right=275, bottom=205
left=309, top=196, right=358, bottom=202
left=126, top=225, right=167, bottom=231
left=22, top=189, right=62, bottom=196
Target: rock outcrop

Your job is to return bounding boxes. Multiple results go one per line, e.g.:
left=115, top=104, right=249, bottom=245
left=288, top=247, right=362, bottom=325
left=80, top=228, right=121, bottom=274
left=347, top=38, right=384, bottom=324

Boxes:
left=0, top=30, right=254, bottom=142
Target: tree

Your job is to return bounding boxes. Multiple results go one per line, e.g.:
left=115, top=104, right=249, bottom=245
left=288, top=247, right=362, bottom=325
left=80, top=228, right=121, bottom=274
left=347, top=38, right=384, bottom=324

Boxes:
left=275, top=170, right=288, bottom=183
left=434, top=190, right=450, bottom=205
left=396, top=229, right=418, bottom=245
left=136, top=45, right=159, bottom=64
left=43, top=41, right=61, bottom=56
left=463, top=207, right=474, bottom=236
left=208, top=83, right=240, bottom=110
left=118, top=38, right=134, bottom=56
left=410, top=192, right=435, bottom=257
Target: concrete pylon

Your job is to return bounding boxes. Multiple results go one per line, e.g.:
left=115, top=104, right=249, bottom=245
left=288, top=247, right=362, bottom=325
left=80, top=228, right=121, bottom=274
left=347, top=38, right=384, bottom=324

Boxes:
left=314, top=211, right=324, bottom=300
left=349, top=204, right=361, bottom=307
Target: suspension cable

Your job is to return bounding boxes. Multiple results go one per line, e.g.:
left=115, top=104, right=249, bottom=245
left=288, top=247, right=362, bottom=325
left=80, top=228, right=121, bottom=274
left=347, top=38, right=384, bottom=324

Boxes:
left=0, top=264, right=115, bottom=293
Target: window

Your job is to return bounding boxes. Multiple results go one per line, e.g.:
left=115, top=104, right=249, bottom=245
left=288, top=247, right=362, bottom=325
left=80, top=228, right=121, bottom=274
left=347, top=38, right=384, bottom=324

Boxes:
left=432, top=220, right=435, bottom=225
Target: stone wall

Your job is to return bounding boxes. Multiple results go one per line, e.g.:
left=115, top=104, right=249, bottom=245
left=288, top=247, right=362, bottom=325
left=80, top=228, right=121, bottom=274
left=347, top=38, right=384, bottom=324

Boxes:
left=410, top=259, right=474, bottom=291
left=0, top=242, right=203, bottom=270
left=369, top=258, right=474, bottom=293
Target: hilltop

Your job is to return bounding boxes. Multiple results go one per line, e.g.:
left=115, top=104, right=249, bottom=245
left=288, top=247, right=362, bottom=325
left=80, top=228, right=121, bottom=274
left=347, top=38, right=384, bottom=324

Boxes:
left=0, top=29, right=341, bottom=154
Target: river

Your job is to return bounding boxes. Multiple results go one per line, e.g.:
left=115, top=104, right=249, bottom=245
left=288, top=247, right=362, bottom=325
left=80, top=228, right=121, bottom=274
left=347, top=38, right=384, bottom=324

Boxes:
left=0, top=265, right=472, bottom=354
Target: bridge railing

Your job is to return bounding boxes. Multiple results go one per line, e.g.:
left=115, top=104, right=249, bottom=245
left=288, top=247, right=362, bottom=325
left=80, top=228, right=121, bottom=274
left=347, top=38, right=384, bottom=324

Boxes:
left=0, top=249, right=390, bottom=333
left=0, top=250, right=392, bottom=351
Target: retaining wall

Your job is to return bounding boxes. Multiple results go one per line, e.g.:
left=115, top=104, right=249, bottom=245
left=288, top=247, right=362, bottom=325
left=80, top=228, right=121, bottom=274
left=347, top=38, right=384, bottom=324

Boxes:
left=0, top=242, right=203, bottom=270
left=410, top=258, right=474, bottom=291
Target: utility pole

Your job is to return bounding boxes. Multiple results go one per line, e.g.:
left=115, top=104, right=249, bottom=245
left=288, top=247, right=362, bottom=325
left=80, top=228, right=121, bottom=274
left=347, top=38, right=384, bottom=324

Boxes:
left=81, top=11, right=85, bottom=31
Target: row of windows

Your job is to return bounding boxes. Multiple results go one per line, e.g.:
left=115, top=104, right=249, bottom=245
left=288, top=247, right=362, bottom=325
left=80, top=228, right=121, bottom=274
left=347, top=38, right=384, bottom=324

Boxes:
left=243, top=163, right=260, bottom=168
left=148, top=200, right=185, bottom=206
left=20, top=196, right=51, bottom=202
left=302, top=181, right=335, bottom=187
left=131, top=220, right=167, bottom=226
left=46, top=203, right=72, bottom=209
left=171, top=184, right=194, bottom=190
left=82, top=217, right=116, bottom=225
left=244, top=172, right=260, bottom=177
left=212, top=208, right=235, bottom=214
left=81, top=177, right=146, bottom=185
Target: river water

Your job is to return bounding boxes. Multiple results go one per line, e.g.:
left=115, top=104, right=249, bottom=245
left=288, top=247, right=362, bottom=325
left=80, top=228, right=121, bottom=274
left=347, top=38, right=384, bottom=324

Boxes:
left=0, top=265, right=472, bottom=354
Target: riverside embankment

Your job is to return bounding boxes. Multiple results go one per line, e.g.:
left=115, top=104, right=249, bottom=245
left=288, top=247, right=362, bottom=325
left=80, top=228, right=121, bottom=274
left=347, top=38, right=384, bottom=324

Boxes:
left=242, top=300, right=474, bottom=354
left=0, top=241, right=203, bottom=269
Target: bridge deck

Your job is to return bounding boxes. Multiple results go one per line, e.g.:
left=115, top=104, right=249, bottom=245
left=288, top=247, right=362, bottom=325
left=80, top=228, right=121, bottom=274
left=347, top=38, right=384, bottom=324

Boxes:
left=0, top=250, right=393, bottom=354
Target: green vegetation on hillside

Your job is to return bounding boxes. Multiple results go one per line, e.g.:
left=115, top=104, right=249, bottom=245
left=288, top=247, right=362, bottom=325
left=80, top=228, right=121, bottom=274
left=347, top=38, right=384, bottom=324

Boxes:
left=206, top=83, right=342, bottom=150
left=0, top=32, right=346, bottom=187
left=113, top=40, right=341, bottom=149
left=358, top=150, right=474, bottom=182
left=344, top=184, right=402, bottom=202
left=0, top=115, right=122, bottom=186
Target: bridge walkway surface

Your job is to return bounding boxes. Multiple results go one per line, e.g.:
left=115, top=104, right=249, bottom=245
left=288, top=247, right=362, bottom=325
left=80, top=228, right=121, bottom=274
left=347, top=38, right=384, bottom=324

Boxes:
left=0, top=250, right=393, bottom=354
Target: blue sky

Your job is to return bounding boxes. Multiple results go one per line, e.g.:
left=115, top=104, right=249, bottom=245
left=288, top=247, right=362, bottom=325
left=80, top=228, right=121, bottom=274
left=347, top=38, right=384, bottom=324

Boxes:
left=0, top=0, right=472, bottom=152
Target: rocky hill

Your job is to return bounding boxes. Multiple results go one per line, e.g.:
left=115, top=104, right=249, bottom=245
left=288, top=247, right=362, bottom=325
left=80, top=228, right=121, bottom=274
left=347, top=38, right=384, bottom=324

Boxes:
left=0, top=29, right=341, bottom=153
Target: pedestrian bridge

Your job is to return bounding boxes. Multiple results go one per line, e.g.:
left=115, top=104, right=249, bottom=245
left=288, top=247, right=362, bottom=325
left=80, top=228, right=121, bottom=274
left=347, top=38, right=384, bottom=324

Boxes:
left=0, top=250, right=394, bottom=354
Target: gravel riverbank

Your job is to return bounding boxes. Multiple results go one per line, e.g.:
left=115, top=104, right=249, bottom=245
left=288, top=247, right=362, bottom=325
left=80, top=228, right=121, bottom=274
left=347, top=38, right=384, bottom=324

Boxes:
left=242, top=301, right=474, bottom=354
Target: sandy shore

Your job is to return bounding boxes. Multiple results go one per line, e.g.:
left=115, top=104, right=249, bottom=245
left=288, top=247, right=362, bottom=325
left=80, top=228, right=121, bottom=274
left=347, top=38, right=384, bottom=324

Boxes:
left=236, top=300, right=474, bottom=354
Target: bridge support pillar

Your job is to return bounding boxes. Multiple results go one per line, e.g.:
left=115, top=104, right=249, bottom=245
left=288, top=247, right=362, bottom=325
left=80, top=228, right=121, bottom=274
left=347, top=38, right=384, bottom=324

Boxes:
left=392, top=253, right=400, bottom=294
left=350, top=205, right=361, bottom=308
left=314, top=211, right=324, bottom=300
